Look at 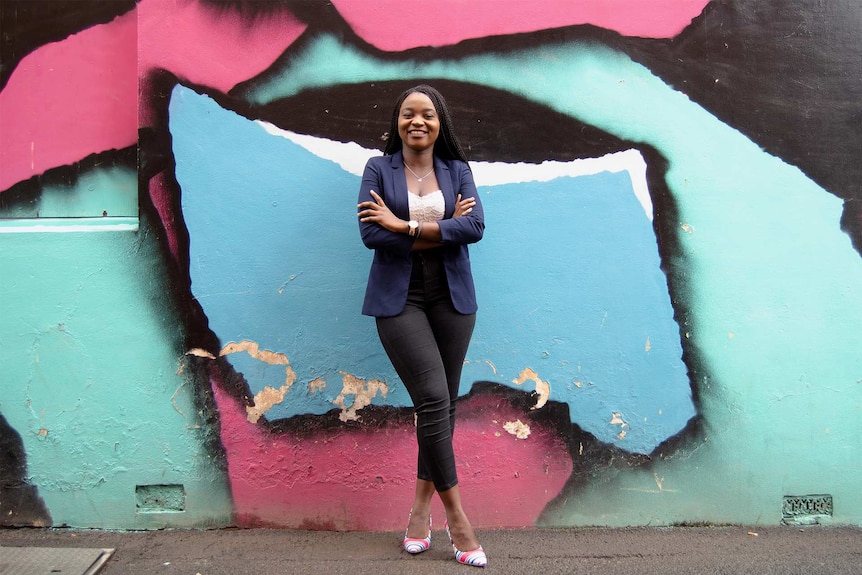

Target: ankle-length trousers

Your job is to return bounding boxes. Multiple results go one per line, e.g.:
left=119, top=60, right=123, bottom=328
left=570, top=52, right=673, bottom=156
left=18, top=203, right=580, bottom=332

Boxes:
left=375, top=249, right=476, bottom=492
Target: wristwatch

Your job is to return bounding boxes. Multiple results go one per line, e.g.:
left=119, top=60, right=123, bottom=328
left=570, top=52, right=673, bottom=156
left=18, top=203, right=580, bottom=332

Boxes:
left=407, top=220, right=419, bottom=237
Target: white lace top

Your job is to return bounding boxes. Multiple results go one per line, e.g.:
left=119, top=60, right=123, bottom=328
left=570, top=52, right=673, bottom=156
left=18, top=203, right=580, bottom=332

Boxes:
left=408, top=190, right=445, bottom=223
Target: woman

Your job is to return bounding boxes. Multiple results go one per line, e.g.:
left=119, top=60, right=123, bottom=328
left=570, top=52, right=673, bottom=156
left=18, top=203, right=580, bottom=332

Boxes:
left=357, top=85, right=486, bottom=568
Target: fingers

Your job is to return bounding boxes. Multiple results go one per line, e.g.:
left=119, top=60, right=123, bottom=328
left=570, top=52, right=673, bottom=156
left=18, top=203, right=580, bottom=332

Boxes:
left=358, top=190, right=390, bottom=223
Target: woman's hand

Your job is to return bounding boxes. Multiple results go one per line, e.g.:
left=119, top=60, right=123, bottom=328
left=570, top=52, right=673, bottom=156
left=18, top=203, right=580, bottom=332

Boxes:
left=453, top=193, right=476, bottom=218
left=358, top=190, right=405, bottom=233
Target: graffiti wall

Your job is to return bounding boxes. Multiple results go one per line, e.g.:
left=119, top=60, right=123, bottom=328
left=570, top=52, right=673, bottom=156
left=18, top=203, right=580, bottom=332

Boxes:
left=1, top=0, right=860, bottom=530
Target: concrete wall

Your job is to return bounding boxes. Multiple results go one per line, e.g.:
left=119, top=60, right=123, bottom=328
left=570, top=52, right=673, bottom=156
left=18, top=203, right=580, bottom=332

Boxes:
left=1, top=0, right=860, bottom=530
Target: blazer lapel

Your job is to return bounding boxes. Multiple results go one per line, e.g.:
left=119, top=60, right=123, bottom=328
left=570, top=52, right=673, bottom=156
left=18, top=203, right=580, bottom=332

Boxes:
left=434, top=155, right=454, bottom=218
left=388, top=151, right=409, bottom=220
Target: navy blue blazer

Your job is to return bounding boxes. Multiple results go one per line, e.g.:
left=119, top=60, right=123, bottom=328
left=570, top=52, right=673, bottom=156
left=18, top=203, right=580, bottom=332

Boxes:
left=358, top=151, right=484, bottom=317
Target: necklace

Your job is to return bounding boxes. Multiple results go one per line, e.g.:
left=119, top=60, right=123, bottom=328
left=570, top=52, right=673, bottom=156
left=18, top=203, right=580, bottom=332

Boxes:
left=404, top=162, right=434, bottom=182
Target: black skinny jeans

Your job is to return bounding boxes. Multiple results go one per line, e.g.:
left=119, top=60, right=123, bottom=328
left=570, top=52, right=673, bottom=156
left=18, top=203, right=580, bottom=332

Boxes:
left=376, top=249, right=476, bottom=492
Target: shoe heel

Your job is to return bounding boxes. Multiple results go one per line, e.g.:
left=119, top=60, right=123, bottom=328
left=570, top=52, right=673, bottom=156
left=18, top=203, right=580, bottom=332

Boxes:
left=402, top=509, right=431, bottom=555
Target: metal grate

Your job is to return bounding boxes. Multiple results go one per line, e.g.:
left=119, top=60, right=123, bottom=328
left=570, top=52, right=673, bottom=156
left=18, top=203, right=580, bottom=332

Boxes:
left=782, top=494, right=832, bottom=524
left=0, top=547, right=114, bottom=575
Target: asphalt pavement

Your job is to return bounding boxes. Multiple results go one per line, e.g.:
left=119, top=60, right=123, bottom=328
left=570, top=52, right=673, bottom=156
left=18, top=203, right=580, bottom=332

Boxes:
left=1, top=525, right=860, bottom=575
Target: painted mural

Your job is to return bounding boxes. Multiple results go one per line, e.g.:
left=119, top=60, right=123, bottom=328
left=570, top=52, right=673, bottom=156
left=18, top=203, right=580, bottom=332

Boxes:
left=1, top=0, right=860, bottom=530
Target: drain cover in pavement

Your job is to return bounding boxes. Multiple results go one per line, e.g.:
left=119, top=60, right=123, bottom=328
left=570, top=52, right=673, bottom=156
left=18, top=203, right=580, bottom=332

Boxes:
left=0, top=547, right=114, bottom=575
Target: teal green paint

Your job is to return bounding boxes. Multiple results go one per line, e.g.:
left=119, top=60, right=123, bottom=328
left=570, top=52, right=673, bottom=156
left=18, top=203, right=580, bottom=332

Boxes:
left=250, top=34, right=862, bottom=526
left=0, top=224, right=232, bottom=529
left=0, top=165, right=137, bottom=219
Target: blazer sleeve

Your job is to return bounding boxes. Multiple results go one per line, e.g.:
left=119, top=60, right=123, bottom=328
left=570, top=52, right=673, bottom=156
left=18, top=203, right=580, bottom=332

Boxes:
left=437, top=161, right=484, bottom=245
left=357, top=157, right=414, bottom=258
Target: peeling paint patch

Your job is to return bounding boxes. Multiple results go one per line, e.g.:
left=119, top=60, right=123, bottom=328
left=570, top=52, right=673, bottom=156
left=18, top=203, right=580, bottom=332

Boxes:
left=512, top=367, right=550, bottom=409
left=219, top=340, right=297, bottom=423
left=308, top=377, right=326, bottom=393
left=220, top=340, right=289, bottom=365
left=185, top=347, right=216, bottom=359
left=611, top=411, right=630, bottom=440
left=645, top=336, right=651, bottom=352
left=503, top=419, right=531, bottom=439
left=333, top=371, right=388, bottom=422
left=681, top=223, right=694, bottom=234
left=247, top=383, right=292, bottom=424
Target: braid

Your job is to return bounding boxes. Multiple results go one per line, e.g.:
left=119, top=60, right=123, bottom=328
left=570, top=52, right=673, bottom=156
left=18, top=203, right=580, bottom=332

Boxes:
left=383, top=85, right=468, bottom=163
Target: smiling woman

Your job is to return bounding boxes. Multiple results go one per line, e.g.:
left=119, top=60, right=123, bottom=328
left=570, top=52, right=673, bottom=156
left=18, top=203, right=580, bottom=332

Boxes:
left=357, top=85, right=487, bottom=567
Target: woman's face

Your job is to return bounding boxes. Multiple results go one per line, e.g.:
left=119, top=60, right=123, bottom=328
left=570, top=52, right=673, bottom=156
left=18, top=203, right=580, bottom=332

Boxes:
left=397, top=91, right=440, bottom=153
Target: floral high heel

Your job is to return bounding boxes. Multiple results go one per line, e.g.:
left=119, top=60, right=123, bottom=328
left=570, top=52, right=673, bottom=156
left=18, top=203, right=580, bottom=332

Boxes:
left=402, top=509, right=432, bottom=554
left=445, top=521, right=487, bottom=568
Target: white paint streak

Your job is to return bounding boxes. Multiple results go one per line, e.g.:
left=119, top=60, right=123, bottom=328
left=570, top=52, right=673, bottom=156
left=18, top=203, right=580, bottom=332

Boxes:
left=619, top=472, right=680, bottom=494
left=258, top=121, right=379, bottom=176
left=170, top=383, right=186, bottom=417
left=255, top=124, right=653, bottom=220
left=465, top=358, right=498, bottom=374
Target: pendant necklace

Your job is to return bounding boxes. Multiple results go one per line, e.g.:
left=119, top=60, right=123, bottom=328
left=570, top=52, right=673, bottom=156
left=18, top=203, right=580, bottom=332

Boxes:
left=404, top=162, right=434, bottom=182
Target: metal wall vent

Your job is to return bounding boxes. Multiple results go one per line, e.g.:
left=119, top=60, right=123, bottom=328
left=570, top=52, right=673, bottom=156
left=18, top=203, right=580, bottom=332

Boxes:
left=782, top=494, right=832, bottom=524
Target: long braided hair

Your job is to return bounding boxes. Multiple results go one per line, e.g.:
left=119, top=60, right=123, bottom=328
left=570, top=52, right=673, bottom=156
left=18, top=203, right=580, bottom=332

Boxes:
left=383, top=84, right=468, bottom=163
